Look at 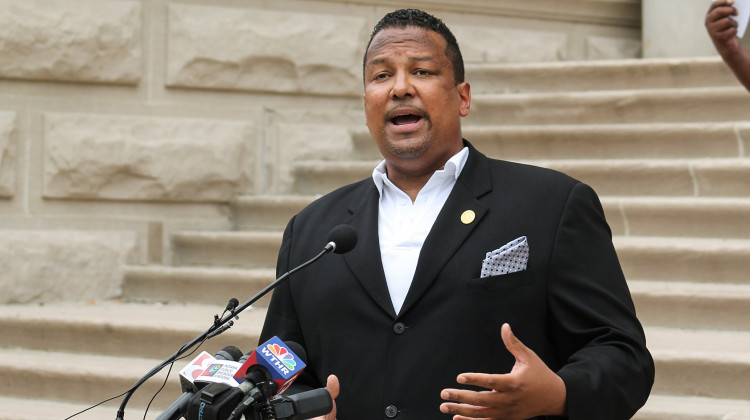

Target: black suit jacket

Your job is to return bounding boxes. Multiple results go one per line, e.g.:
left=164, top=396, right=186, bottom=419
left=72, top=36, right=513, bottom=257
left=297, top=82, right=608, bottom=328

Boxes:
left=260, top=143, right=654, bottom=419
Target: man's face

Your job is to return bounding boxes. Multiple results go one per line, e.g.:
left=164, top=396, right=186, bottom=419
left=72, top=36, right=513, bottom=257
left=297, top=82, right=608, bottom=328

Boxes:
left=363, top=26, right=471, bottom=178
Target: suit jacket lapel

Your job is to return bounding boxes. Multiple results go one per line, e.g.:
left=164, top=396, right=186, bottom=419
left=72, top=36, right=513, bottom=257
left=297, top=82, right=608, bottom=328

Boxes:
left=342, top=182, right=398, bottom=318
left=399, top=144, right=492, bottom=316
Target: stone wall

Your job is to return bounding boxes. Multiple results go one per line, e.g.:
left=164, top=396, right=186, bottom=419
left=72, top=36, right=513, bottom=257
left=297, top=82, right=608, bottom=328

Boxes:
left=0, top=0, right=641, bottom=303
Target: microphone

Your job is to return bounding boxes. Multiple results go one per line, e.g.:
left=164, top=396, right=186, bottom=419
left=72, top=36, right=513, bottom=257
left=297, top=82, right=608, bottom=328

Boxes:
left=269, top=388, right=333, bottom=420
left=324, top=224, right=357, bottom=254
left=187, top=337, right=307, bottom=420
left=157, top=345, right=243, bottom=420
left=116, top=226, right=356, bottom=420
left=226, top=297, right=240, bottom=312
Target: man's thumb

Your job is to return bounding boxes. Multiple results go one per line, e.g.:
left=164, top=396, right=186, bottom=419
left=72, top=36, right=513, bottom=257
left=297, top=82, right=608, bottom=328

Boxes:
left=501, top=323, right=529, bottom=363
left=326, top=374, right=340, bottom=399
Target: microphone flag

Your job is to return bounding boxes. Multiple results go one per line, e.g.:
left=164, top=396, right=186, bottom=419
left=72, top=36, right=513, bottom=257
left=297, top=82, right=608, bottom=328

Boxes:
left=234, top=336, right=307, bottom=395
left=179, top=351, right=244, bottom=388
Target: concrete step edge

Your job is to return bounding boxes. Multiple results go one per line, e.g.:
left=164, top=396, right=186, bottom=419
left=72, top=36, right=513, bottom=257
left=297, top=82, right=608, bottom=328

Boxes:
left=125, top=264, right=276, bottom=279
left=471, top=85, right=746, bottom=100
left=0, top=395, right=163, bottom=420
left=635, top=394, right=750, bottom=420
left=645, top=326, right=750, bottom=355
left=614, top=235, right=750, bottom=251
left=0, top=301, right=268, bottom=336
left=630, top=280, right=750, bottom=300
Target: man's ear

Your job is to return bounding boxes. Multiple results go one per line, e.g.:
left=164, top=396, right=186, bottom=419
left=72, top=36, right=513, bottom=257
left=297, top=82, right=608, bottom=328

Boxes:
left=457, top=81, right=471, bottom=117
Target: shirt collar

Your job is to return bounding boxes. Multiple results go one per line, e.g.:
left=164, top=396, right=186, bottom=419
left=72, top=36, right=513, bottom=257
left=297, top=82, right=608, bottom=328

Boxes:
left=372, top=146, right=469, bottom=196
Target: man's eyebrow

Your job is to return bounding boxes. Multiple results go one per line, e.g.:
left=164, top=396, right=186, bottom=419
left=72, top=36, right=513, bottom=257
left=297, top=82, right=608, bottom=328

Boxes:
left=367, top=56, right=435, bottom=67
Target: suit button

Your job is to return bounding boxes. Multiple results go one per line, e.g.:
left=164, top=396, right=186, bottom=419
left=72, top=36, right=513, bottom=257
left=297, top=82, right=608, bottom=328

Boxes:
left=385, top=405, right=398, bottom=418
left=392, top=322, right=406, bottom=334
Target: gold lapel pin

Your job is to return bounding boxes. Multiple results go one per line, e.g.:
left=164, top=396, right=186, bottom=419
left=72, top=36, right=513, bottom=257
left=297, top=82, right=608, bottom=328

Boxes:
left=461, top=210, right=475, bottom=225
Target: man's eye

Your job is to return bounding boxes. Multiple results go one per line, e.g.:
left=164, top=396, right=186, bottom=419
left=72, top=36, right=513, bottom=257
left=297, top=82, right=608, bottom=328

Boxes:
left=416, top=70, right=431, bottom=76
left=374, top=73, right=389, bottom=80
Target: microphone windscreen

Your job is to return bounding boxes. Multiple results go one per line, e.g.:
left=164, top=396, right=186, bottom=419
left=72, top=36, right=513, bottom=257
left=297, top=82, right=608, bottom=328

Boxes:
left=284, top=341, right=308, bottom=364
left=226, top=297, right=240, bottom=311
left=327, top=224, right=357, bottom=254
left=216, top=345, right=244, bottom=362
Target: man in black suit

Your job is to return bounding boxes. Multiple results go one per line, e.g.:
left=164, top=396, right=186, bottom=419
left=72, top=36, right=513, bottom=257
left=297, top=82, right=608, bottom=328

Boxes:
left=260, top=9, right=654, bottom=420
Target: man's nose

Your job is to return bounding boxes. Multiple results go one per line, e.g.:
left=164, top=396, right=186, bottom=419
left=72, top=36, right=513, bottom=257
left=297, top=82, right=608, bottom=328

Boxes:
left=390, top=73, right=415, bottom=99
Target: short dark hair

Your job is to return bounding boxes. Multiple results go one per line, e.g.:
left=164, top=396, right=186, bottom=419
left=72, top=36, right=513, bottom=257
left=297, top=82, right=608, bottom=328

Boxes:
left=363, top=9, right=465, bottom=84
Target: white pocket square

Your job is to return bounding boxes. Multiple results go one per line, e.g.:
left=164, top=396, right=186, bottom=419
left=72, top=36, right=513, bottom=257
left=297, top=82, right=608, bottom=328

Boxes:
left=480, top=236, right=529, bottom=278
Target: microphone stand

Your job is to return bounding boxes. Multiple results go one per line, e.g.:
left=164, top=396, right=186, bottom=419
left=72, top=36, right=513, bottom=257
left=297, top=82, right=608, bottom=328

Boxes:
left=115, top=244, right=335, bottom=420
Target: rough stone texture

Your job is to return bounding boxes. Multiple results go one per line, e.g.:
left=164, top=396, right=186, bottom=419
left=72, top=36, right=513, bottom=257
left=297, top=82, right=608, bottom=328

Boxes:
left=43, top=113, right=256, bottom=202
left=0, top=112, right=15, bottom=198
left=167, top=4, right=367, bottom=95
left=454, top=25, right=568, bottom=63
left=0, top=230, right=137, bottom=303
left=275, top=123, right=356, bottom=193
left=0, top=0, right=141, bottom=84
left=587, top=35, right=642, bottom=60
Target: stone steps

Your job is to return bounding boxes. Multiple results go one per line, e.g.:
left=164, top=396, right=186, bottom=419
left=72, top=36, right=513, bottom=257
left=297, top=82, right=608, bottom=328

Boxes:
left=171, top=230, right=282, bottom=268
left=290, top=158, right=750, bottom=197
left=164, top=228, right=750, bottom=284
left=632, top=280, right=750, bottom=331
left=604, top=197, right=750, bottom=239
left=467, top=87, right=750, bottom=126
left=645, top=327, right=750, bottom=401
left=123, top=265, right=276, bottom=306
left=635, top=394, right=750, bottom=420
left=465, top=57, right=739, bottom=94
left=0, top=302, right=265, bottom=414
left=1, top=301, right=747, bottom=418
left=0, top=395, right=158, bottom=420
left=351, top=122, right=749, bottom=161
left=233, top=195, right=750, bottom=239
left=616, top=236, right=750, bottom=284
left=0, top=302, right=264, bottom=358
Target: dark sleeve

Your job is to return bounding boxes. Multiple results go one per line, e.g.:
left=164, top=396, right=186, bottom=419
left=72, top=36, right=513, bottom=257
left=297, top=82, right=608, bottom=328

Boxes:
left=549, top=183, right=655, bottom=419
left=259, top=215, right=322, bottom=393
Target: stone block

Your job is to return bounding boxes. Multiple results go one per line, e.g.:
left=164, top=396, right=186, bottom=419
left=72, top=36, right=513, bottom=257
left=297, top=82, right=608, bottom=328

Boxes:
left=43, top=113, right=255, bottom=202
left=453, top=25, right=568, bottom=63
left=0, top=112, right=15, bottom=198
left=587, top=35, right=642, bottom=60
left=167, top=4, right=367, bottom=95
left=274, top=123, right=355, bottom=193
left=0, top=0, right=141, bottom=84
left=0, top=230, right=137, bottom=303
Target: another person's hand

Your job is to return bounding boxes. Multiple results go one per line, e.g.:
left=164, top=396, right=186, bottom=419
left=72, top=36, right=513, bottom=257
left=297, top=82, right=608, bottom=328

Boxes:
left=311, top=374, right=339, bottom=420
left=439, top=323, right=566, bottom=420
left=706, top=0, right=740, bottom=58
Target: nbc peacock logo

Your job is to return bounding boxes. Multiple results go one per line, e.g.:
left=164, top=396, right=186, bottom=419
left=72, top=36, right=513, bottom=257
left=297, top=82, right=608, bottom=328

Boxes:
left=267, top=343, right=297, bottom=371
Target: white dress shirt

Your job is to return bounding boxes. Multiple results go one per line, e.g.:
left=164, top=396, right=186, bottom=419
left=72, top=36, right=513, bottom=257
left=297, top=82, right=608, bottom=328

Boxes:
left=371, top=147, right=469, bottom=315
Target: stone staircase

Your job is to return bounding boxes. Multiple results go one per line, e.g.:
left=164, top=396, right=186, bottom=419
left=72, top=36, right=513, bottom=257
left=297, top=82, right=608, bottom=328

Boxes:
left=2, top=56, right=750, bottom=419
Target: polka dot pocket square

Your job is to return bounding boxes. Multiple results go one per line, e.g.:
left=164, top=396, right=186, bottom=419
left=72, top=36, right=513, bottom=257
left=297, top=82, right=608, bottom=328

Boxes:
left=480, top=236, right=529, bottom=278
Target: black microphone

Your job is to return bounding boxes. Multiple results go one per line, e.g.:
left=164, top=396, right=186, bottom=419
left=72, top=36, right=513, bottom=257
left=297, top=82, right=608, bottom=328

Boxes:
left=324, top=224, right=357, bottom=254
left=156, top=345, right=243, bottom=420
left=115, top=226, right=358, bottom=420
left=268, top=388, right=333, bottom=420
left=225, top=297, right=240, bottom=312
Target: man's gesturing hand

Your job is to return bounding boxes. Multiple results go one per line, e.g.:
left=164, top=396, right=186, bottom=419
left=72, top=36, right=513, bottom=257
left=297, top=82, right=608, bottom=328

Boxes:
left=706, top=0, right=740, bottom=57
left=439, top=323, right=567, bottom=420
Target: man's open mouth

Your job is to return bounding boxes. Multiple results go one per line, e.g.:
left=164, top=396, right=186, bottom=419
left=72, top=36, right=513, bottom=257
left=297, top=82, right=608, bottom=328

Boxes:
left=390, top=113, right=423, bottom=126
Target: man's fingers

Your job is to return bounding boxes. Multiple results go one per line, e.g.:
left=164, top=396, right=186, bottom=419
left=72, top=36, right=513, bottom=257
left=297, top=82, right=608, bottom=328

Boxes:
left=448, top=372, right=516, bottom=393
left=440, top=399, right=499, bottom=419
